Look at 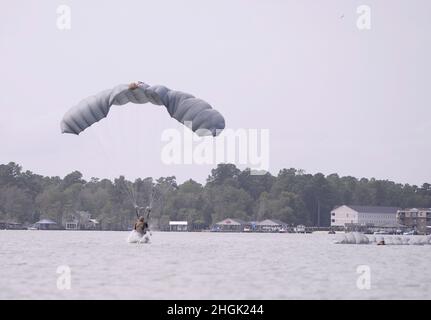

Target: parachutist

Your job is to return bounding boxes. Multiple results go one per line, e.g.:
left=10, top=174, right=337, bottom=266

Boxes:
left=134, top=216, right=149, bottom=236
left=134, top=205, right=151, bottom=236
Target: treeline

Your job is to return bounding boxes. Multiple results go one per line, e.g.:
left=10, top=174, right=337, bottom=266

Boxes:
left=1, top=162, right=431, bottom=230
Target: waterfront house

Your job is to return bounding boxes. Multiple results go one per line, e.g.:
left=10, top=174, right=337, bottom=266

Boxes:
left=212, top=218, right=246, bottom=232
left=63, top=211, right=100, bottom=230
left=169, top=221, right=188, bottom=231
left=397, top=208, right=431, bottom=234
left=34, top=219, right=58, bottom=230
left=330, top=205, right=400, bottom=230
left=0, top=221, right=24, bottom=230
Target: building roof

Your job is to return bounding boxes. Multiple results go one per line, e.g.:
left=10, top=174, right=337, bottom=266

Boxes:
left=256, top=219, right=287, bottom=226
left=336, top=205, right=400, bottom=214
left=215, top=218, right=246, bottom=226
left=35, top=219, right=57, bottom=225
left=398, top=208, right=431, bottom=212
left=169, top=221, right=188, bottom=225
left=0, top=221, right=21, bottom=225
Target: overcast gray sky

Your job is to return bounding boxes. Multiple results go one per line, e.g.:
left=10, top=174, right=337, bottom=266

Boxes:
left=1, top=0, right=430, bottom=185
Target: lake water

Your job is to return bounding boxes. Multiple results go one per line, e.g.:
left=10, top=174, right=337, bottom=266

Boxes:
left=1, top=231, right=430, bottom=300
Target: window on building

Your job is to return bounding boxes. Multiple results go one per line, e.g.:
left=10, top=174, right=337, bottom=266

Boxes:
left=331, top=219, right=335, bottom=223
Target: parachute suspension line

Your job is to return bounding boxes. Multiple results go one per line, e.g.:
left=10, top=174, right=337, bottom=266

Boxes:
left=146, top=187, right=157, bottom=221
left=130, top=181, right=137, bottom=205
left=124, top=180, right=137, bottom=208
left=149, top=187, right=156, bottom=209
left=126, top=185, right=134, bottom=207
left=146, top=208, right=151, bottom=221
left=131, top=183, right=139, bottom=207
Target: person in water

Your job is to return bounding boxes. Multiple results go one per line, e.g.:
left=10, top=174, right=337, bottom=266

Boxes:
left=377, top=240, right=386, bottom=246
left=134, top=206, right=151, bottom=236
left=134, top=216, right=148, bottom=235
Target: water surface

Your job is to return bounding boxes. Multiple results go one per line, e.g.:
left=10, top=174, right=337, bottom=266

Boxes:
left=0, top=231, right=430, bottom=299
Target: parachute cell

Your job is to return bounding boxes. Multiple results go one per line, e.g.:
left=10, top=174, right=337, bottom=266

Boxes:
left=60, top=82, right=225, bottom=137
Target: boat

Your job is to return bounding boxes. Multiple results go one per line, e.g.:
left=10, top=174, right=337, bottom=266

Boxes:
left=373, top=230, right=389, bottom=235
left=295, top=225, right=306, bottom=233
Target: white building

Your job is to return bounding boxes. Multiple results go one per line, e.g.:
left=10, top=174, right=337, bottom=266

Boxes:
left=169, top=221, right=188, bottom=231
left=63, top=211, right=99, bottom=230
left=397, top=208, right=431, bottom=234
left=331, top=205, right=400, bottom=228
left=255, top=219, right=287, bottom=232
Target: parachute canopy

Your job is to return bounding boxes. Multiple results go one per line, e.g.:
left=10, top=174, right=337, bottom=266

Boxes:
left=61, top=82, right=225, bottom=137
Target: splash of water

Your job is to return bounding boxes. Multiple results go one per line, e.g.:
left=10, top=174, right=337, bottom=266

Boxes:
left=127, top=230, right=151, bottom=244
left=335, top=232, right=369, bottom=244
left=335, top=233, right=431, bottom=245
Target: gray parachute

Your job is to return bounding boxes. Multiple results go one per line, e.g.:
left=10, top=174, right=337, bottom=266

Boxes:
left=60, top=82, right=225, bottom=137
